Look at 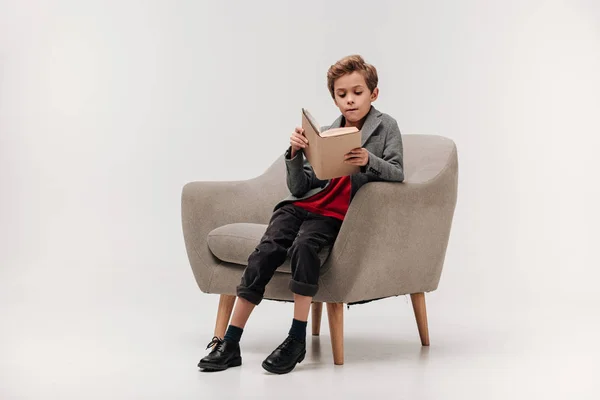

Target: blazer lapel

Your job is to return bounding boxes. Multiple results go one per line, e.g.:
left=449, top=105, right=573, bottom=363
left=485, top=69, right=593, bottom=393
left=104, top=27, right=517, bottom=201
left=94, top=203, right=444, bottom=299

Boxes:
left=359, top=106, right=382, bottom=147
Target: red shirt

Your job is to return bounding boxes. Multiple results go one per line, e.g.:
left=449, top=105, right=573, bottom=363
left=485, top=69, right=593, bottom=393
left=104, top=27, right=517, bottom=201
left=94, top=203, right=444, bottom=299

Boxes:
left=293, top=176, right=352, bottom=221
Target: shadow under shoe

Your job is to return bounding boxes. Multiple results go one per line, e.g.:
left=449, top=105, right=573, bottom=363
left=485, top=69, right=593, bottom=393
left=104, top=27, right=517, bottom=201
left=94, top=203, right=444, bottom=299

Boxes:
left=198, top=336, right=242, bottom=371
left=262, top=335, right=306, bottom=374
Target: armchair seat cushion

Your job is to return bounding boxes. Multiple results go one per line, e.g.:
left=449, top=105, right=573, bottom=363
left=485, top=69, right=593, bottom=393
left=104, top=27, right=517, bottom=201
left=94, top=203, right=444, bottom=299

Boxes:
left=207, top=223, right=333, bottom=273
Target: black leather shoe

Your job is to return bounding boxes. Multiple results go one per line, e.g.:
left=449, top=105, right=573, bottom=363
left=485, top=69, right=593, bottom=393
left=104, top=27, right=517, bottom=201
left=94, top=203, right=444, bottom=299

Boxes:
left=261, top=335, right=306, bottom=374
left=198, top=336, right=242, bottom=371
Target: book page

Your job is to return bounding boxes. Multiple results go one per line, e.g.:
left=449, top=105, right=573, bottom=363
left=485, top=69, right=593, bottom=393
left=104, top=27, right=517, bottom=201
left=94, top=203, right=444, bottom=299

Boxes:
left=320, top=127, right=360, bottom=138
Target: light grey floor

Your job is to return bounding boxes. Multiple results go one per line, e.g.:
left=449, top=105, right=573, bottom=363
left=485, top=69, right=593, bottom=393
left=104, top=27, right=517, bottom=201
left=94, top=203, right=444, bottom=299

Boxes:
left=1, top=255, right=598, bottom=400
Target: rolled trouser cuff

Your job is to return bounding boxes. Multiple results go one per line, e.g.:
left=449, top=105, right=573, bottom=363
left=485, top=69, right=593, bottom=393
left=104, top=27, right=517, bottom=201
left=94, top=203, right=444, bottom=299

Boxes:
left=236, top=285, right=263, bottom=305
left=289, top=279, right=319, bottom=297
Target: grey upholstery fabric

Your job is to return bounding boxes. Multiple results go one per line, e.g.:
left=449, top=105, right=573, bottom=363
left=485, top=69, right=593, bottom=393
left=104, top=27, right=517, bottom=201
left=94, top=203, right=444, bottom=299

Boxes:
left=206, top=222, right=332, bottom=273
left=181, top=134, right=458, bottom=304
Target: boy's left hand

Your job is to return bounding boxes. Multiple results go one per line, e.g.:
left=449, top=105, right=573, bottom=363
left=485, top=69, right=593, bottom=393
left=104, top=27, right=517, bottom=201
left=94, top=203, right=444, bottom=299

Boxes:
left=344, top=148, right=369, bottom=166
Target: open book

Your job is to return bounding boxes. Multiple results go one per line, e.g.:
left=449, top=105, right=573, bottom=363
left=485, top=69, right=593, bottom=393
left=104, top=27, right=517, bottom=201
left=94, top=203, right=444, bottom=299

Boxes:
left=301, top=108, right=361, bottom=180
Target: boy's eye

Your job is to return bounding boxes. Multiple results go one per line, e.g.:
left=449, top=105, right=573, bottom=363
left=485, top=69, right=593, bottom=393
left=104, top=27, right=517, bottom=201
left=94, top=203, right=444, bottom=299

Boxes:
left=338, top=92, right=362, bottom=98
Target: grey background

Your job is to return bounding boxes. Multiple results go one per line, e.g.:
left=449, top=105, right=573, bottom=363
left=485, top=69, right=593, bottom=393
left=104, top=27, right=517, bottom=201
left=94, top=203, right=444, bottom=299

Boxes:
left=1, top=0, right=599, bottom=398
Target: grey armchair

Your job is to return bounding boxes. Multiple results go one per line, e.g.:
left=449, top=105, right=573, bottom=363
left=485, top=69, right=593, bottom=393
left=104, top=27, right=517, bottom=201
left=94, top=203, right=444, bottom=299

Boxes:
left=181, top=134, right=458, bottom=365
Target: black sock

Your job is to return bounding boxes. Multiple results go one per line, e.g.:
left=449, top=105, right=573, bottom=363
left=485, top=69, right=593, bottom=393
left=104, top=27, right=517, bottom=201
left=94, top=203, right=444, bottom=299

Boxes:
left=223, top=324, right=243, bottom=343
left=288, top=318, right=307, bottom=342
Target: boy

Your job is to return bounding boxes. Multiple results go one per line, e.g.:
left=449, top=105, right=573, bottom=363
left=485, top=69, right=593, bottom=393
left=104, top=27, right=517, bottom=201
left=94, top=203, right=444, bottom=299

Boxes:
left=198, top=54, right=404, bottom=374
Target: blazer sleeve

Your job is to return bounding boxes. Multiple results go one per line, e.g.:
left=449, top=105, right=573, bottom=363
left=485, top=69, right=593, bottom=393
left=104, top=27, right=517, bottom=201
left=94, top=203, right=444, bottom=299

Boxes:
left=284, top=146, right=328, bottom=197
left=361, top=120, right=405, bottom=182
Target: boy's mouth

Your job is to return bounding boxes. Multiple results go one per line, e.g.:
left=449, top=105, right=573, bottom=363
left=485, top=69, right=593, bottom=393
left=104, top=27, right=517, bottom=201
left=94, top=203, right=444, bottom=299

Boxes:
left=346, top=108, right=358, bottom=112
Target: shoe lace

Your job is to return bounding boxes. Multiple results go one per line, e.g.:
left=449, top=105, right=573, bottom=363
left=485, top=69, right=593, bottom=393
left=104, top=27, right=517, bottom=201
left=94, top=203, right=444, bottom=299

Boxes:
left=205, top=336, right=225, bottom=351
left=276, top=336, right=295, bottom=355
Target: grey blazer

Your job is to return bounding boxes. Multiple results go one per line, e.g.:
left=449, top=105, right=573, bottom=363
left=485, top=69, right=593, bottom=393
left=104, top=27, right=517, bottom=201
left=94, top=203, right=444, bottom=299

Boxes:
left=273, top=105, right=404, bottom=211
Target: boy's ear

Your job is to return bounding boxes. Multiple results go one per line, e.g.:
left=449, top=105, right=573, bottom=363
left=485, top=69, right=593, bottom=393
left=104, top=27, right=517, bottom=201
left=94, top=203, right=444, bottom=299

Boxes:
left=370, top=87, right=379, bottom=101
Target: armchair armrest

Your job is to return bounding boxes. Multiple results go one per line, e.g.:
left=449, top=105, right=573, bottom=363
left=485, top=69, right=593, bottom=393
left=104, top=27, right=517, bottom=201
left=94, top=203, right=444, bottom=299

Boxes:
left=181, top=155, right=289, bottom=292
left=320, top=146, right=458, bottom=303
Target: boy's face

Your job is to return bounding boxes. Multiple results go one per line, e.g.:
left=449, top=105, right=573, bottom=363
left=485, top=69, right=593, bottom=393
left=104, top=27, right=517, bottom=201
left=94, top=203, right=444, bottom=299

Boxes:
left=333, top=71, right=379, bottom=126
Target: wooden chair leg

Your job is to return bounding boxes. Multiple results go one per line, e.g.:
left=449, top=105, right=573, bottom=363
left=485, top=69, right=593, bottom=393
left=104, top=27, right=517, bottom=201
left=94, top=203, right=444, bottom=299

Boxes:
left=311, top=302, right=323, bottom=336
left=410, top=292, right=430, bottom=346
left=214, top=294, right=236, bottom=338
left=326, top=302, right=344, bottom=365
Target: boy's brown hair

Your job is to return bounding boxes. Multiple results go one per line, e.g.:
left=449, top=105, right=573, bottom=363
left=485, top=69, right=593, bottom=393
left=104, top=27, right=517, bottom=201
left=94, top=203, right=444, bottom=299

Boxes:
left=326, top=55, right=378, bottom=99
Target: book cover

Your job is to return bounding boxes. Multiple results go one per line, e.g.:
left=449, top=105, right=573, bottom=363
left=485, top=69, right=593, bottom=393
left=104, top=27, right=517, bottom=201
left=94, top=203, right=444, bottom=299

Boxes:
left=301, top=108, right=361, bottom=180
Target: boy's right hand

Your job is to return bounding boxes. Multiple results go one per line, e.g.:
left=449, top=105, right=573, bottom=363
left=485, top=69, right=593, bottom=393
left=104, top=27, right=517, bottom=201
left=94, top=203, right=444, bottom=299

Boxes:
left=290, top=127, right=309, bottom=157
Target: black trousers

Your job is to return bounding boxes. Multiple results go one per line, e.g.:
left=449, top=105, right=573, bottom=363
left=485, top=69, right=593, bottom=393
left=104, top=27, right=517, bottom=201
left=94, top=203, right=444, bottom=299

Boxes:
left=236, top=203, right=343, bottom=305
